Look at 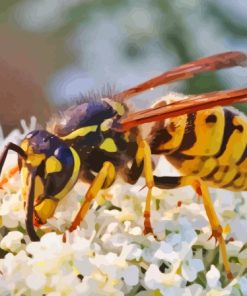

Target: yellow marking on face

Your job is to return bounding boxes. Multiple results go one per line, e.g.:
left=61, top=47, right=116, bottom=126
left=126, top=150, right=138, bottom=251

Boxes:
left=45, top=156, right=62, bottom=176
left=34, top=175, right=44, bottom=201
left=27, top=153, right=46, bottom=167
left=21, top=140, right=35, bottom=155
left=21, top=166, right=29, bottom=201
left=99, top=138, right=117, bottom=153
left=53, top=147, right=80, bottom=200
left=20, top=139, right=29, bottom=152
left=21, top=169, right=45, bottom=215
left=34, top=147, right=80, bottom=221
left=60, top=125, right=98, bottom=140
left=21, top=140, right=46, bottom=167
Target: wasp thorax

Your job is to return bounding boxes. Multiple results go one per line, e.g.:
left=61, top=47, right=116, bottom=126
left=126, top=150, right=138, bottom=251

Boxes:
left=47, top=99, right=123, bottom=138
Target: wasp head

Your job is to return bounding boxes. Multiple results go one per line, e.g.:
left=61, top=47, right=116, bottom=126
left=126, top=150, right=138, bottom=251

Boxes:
left=20, top=130, right=80, bottom=233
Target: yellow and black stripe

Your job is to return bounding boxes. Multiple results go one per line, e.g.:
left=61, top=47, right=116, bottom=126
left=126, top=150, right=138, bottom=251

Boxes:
left=150, top=106, right=247, bottom=191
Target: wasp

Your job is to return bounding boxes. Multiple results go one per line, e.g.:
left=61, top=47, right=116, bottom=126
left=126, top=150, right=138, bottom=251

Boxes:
left=0, top=51, right=246, bottom=281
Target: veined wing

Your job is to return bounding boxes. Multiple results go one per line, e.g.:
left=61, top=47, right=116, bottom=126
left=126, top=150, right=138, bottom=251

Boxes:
left=114, top=51, right=246, bottom=100
left=119, top=88, right=247, bottom=130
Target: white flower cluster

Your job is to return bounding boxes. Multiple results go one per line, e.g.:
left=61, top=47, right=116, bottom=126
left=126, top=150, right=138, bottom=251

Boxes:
left=0, top=124, right=246, bottom=295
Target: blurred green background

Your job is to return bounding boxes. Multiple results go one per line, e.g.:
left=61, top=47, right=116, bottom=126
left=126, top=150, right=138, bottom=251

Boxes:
left=0, top=0, right=246, bottom=134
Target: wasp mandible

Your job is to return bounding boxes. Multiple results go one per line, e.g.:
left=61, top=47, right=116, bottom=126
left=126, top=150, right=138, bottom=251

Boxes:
left=0, top=51, right=246, bottom=281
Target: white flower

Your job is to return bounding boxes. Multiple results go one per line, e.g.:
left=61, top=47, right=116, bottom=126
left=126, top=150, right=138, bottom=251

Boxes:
left=122, top=265, right=139, bottom=286
left=184, top=283, right=203, bottom=296
left=25, top=271, right=47, bottom=290
left=74, top=257, right=94, bottom=276
left=46, top=293, right=61, bottom=296
left=2, top=250, right=29, bottom=276
left=206, top=265, right=220, bottom=288
left=125, top=244, right=142, bottom=260
left=0, top=231, right=24, bottom=253
left=230, top=218, right=247, bottom=243
left=0, top=193, right=25, bottom=228
left=154, top=241, right=179, bottom=263
left=144, top=264, right=183, bottom=296
left=238, top=276, right=247, bottom=295
left=0, top=122, right=247, bottom=294
left=182, top=258, right=204, bottom=282
left=238, top=248, right=247, bottom=266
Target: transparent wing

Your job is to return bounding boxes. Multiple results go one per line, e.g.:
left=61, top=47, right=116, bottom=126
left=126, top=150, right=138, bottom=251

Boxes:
left=119, top=88, right=247, bottom=130
left=114, top=51, right=247, bottom=100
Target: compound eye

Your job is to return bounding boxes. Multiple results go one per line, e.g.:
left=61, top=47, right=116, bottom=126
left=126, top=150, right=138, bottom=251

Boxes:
left=54, top=146, right=74, bottom=168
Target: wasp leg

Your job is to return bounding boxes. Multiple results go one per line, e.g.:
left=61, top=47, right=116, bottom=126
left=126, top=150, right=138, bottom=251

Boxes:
left=124, top=156, right=143, bottom=185
left=68, top=161, right=116, bottom=233
left=0, top=165, right=19, bottom=188
left=134, top=140, right=155, bottom=235
left=154, top=175, right=232, bottom=280
left=190, top=178, right=233, bottom=281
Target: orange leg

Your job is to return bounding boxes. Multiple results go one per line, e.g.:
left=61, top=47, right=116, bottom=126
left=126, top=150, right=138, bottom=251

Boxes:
left=191, top=178, right=233, bottom=281
left=69, top=161, right=115, bottom=233
left=0, top=165, right=19, bottom=188
left=153, top=174, right=233, bottom=280
left=136, top=139, right=154, bottom=235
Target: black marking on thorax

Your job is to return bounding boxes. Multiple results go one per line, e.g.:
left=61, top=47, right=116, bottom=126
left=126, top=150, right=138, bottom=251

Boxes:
left=76, top=127, right=136, bottom=177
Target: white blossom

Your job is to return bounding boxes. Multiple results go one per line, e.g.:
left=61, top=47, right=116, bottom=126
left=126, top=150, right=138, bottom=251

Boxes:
left=182, top=258, right=204, bottom=282
left=0, top=123, right=246, bottom=294
left=0, top=231, right=23, bottom=253
left=206, top=265, right=221, bottom=288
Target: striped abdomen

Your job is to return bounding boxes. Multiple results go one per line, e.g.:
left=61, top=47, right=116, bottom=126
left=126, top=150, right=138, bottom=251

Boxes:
left=149, top=106, right=247, bottom=191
